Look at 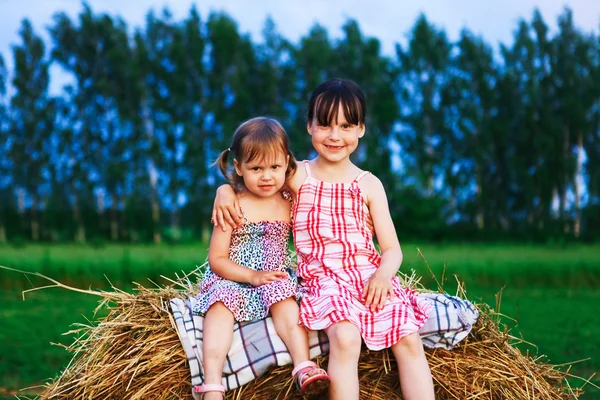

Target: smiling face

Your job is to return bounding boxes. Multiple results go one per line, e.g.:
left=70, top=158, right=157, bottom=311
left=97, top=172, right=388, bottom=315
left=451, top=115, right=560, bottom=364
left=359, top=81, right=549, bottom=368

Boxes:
left=308, top=103, right=365, bottom=164
left=234, top=151, right=289, bottom=198
left=306, top=79, right=367, bottom=165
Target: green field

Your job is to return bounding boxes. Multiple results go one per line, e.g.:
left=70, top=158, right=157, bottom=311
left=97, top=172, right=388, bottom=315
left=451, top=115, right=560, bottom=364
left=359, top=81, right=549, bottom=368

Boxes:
left=1, top=243, right=599, bottom=399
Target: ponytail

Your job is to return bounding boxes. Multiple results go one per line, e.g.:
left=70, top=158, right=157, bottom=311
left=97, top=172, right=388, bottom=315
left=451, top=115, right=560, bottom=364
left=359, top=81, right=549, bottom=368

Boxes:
left=217, top=148, right=232, bottom=182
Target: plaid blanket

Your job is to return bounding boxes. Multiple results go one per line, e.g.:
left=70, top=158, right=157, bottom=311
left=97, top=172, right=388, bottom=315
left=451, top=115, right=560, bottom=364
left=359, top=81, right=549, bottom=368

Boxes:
left=170, top=293, right=478, bottom=398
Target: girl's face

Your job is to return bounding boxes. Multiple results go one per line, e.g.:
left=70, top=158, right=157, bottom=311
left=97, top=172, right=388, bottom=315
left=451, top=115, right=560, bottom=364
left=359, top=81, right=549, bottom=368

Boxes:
left=234, top=151, right=289, bottom=198
left=308, top=104, right=364, bottom=164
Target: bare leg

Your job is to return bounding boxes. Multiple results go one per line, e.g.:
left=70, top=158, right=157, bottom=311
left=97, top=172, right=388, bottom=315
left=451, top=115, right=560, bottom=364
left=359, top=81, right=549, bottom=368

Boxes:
left=391, top=332, right=435, bottom=400
left=269, top=298, right=310, bottom=366
left=202, top=302, right=234, bottom=400
left=324, top=321, right=362, bottom=400
left=270, top=298, right=328, bottom=395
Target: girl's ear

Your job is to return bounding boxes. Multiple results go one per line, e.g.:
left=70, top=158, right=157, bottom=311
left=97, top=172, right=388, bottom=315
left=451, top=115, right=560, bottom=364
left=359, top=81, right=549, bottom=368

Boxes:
left=233, top=159, right=242, bottom=176
left=358, top=124, right=365, bottom=138
left=307, top=122, right=313, bottom=136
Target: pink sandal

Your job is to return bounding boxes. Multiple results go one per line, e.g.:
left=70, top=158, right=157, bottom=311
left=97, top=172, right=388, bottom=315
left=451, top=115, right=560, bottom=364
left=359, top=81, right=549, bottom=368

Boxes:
left=292, top=360, right=330, bottom=395
left=194, top=383, right=225, bottom=399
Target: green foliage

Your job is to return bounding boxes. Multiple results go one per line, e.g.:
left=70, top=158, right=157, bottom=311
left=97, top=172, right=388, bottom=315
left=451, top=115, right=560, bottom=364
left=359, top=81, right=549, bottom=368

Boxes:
left=1, top=5, right=599, bottom=243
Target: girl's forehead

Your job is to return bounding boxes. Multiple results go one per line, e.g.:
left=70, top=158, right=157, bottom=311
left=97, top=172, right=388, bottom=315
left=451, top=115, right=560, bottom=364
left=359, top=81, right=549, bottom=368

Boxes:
left=313, top=102, right=351, bottom=123
left=244, top=150, right=287, bottom=164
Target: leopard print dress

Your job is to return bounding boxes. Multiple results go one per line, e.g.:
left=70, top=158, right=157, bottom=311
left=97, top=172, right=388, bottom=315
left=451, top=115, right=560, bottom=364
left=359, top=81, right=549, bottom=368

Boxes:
left=193, top=220, right=297, bottom=321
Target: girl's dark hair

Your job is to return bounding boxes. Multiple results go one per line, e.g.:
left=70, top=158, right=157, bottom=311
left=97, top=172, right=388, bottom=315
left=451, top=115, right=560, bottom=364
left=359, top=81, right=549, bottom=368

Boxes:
left=216, top=117, right=297, bottom=191
left=307, top=78, right=366, bottom=126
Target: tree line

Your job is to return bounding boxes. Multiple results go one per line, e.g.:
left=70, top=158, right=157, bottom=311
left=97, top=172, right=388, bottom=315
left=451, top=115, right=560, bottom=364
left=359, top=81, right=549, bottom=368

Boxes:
left=1, top=4, right=599, bottom=244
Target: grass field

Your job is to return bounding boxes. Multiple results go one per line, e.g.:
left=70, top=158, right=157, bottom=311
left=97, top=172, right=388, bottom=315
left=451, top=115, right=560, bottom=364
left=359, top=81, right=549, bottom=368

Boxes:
left=0, top=243, right=599, bottom=399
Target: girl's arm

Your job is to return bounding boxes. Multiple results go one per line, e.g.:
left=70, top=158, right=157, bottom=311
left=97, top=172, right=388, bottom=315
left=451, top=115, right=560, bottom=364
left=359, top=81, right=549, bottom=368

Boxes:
left=208, top=224, right=288, bottom=286
left=361, top=175, right=403, bottom=311
left=212, top=185, right=243, bottom=231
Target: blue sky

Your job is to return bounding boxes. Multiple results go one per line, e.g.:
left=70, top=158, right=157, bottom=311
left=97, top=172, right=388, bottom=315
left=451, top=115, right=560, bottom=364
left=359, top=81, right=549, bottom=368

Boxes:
left=0, top=0, right=599, bottom=86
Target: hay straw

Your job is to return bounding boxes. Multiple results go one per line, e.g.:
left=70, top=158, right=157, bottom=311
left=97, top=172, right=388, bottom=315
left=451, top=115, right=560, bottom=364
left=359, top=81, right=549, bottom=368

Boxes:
left=0, top=264, right=592, bottom=399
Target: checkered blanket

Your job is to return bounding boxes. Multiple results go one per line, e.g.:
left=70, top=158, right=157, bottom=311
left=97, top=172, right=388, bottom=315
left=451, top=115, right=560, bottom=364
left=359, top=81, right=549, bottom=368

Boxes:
left=170, top=293, right=478, bottom=399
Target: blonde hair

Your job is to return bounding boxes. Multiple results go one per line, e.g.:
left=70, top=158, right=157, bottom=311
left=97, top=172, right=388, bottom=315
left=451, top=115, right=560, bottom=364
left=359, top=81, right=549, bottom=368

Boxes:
left=216, top=117, right=297, bottom=191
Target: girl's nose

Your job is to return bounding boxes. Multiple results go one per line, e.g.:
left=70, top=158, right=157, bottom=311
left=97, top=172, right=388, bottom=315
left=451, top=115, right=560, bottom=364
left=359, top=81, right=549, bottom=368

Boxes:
left=261, top=172, right=272, bottom=180
left=329, top=128, right=341, bottom=140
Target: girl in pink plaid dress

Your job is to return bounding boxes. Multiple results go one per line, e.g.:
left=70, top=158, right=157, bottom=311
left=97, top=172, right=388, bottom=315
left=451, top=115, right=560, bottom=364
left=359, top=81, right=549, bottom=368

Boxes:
left=213, top=80, right=434, bottom=400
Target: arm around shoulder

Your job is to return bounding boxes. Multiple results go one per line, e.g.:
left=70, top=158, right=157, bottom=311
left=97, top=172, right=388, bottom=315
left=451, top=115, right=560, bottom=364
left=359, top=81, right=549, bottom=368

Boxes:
left=212, top=185, right=243, bottom=230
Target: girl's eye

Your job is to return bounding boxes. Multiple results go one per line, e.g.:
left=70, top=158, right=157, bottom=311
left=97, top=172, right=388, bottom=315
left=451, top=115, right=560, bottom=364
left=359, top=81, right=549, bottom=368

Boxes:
left=342, top=124, right=351, bottom=129
left=252, top=167, right=261, bottom=171
left=271, top=165, right=280, bottom=170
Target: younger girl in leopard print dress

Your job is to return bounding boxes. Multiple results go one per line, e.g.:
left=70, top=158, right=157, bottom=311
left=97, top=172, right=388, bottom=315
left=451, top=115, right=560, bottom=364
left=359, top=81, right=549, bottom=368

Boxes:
left=192, top=117, right=329, bottom=400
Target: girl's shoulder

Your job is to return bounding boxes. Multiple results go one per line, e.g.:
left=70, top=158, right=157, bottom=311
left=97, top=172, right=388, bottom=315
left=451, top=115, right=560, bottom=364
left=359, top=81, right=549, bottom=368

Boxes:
left=287, top=160, right=309, bottom=193
left=356, top=172, right=385, bottom=203
left=265, top=194, right=293, bottom=224
left=238, top=191, right=292, bottom=223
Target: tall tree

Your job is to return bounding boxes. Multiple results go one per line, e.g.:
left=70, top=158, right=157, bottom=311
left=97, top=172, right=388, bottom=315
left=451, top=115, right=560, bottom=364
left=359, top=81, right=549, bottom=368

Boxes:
left=130, top=23, right=161, bottom=244
left=9, top=19, right=55, bottom=241
left=50, top=4, right=134, bottom=242
left=50, top=9, right=100, bottom=242
left=551, top=8, right=596, bottom=236
left=177, top=6, right=210, bottom=238
left=0, top=54, right=9, bottom=243
left=500, top=13, right=556, bottom=232
left=135, top=7, right=208, bottom=242
left=396, top=14, right=452, bottom=194
left=584, top=28, right=600, bottom=233
left=443, top=29, right=497, bottom=230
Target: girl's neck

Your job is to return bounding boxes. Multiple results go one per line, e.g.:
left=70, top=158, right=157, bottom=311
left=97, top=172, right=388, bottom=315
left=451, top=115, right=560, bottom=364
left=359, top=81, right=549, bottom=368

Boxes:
left=237, top=189, right=290, bottom=223
left=238, top=189, right=280, bottom=202
left=311, top=157, right=359, bottom=183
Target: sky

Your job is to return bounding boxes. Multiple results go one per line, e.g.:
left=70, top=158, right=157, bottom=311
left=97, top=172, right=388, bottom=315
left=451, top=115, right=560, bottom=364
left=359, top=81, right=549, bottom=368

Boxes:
left=0, top=0, right=599, bottom=94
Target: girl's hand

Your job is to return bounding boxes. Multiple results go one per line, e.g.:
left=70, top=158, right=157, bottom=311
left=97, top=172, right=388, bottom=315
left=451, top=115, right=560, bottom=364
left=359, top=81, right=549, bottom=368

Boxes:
left=212, top=185, right=243, bottom=231
left=249, top=270, right=289, bottom=287
left=362, top=272, right=396, bottom=312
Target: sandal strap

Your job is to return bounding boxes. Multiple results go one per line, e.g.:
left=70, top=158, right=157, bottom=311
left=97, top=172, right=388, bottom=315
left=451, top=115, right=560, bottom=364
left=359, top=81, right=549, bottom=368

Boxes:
left=292, top=360, right=318, bottom=377
left=194, top=383, right=226, bottom=393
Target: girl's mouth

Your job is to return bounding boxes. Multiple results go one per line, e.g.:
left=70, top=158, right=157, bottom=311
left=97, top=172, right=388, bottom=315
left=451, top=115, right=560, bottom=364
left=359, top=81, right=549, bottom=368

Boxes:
left=259, top=185, right=274, bottom=190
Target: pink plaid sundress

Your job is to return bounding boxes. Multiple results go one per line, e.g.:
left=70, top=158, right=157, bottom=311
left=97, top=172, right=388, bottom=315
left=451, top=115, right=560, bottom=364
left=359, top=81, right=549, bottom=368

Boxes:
left=293, top=161, right=433, bottom=350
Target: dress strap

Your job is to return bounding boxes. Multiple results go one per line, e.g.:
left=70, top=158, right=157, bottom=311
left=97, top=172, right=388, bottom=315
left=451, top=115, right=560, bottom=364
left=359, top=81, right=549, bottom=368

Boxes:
left=282, top=190, right=294, bottom=220
left=303, top=160, right=312, bottom=177
left=239, top=206, right=249, bottom=224
left=354, top=170, right=370, bottom=183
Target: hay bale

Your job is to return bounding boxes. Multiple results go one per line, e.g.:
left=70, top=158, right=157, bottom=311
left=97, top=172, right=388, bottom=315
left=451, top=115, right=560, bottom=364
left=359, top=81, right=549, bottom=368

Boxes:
left=32, top=279, right=582, bottom=400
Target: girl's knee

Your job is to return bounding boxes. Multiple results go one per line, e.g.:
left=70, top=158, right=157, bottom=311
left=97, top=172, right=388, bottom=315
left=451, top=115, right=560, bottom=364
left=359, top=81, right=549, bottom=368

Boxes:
left=208, top=301, right=228, bottom=313
left=327, top=323, right=362, bottom=354
left=271, top=297, right=298, bottom=313
left=205, top=302, right=235, bottom=324
left=271, top=299, right=299, bottom=322
left=392, top=332, right=424, bottom=356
